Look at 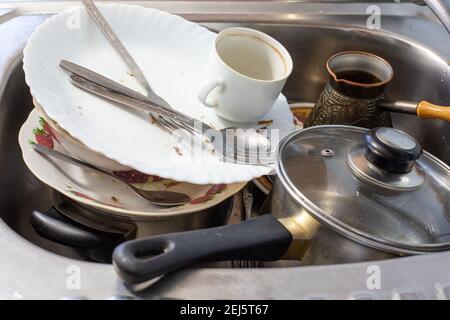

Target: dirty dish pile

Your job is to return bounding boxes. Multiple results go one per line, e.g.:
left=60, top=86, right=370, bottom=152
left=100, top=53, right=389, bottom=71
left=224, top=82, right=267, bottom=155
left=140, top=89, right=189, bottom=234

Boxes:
left=23, top=4, right=295, bottom=185
left=21, top=4, right=308, bottom=243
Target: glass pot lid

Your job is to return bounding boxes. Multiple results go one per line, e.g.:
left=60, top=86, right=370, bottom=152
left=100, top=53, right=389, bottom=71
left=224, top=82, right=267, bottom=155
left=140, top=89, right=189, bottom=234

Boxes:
left=276, top=125, right=450, bottom=253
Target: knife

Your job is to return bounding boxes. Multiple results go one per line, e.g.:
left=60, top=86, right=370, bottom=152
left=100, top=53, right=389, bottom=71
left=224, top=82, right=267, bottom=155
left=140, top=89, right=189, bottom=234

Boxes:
left=60, top=60, right=199, bottom=131
left=68, top=74, right=198, bottom=130
left=59, top=59, right=169, bottom=107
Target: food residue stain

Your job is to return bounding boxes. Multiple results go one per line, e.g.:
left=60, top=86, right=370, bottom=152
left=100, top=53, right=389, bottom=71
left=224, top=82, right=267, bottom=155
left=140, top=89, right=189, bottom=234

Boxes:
left=173, top=146, right=183, bottom=156
left=258, top=119, right=273, bottom=125
left=164, top=181, right=180, bottom=188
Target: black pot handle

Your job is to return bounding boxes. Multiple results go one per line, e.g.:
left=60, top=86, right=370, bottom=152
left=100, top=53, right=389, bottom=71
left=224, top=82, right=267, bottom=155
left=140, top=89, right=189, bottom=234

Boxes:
left=30, top=207, right=125, bottom=249
left=113, top=214, right=292, bottom=284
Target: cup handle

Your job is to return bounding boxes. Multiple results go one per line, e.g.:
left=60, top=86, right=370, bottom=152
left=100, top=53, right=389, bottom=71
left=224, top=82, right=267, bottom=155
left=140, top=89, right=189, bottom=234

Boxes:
left=197, top=79, right=225, bottom=108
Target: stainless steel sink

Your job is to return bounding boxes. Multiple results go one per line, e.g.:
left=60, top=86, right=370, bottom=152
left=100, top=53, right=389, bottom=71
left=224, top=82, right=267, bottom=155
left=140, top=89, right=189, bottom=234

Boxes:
left=0, top=1, right=450, bottom=299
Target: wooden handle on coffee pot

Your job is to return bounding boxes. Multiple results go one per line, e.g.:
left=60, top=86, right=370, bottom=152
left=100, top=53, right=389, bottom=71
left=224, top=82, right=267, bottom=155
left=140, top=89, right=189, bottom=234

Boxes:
left=416, top=101, right=450, bottom=122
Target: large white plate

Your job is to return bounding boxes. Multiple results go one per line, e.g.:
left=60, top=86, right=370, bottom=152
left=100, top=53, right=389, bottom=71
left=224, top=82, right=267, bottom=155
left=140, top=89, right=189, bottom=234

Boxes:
left=23, top=4, right=294, bottom=184
left=19, top=109, right=245, bottom=217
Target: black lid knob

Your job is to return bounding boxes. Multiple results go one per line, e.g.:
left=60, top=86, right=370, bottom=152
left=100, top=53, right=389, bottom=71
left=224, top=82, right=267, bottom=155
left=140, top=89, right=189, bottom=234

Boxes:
left=364, top=127, right=422, bottom=174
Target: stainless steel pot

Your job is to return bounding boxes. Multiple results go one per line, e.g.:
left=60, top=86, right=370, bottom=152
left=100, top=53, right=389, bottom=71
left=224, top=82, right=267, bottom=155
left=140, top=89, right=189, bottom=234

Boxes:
left=268, top=184, right=396, bottom=266
left=113, top=126, right=450, bottom=284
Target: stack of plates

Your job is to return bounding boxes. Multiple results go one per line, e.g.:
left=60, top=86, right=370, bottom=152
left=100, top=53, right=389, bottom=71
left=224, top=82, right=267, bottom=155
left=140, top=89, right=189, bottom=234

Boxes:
left=20, top=4, right=297, bottom=216
left=19, top=108, right=247, bottom=216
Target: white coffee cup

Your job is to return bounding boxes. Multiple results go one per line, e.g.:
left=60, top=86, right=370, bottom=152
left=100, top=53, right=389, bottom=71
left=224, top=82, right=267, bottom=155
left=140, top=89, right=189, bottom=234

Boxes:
left=197, top=27, right=293, bottom=123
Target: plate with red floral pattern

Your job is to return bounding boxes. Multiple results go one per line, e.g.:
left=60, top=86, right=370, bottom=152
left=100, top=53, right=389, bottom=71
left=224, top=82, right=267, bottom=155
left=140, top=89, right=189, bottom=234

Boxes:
left=19, top=109, right=245, bottom=217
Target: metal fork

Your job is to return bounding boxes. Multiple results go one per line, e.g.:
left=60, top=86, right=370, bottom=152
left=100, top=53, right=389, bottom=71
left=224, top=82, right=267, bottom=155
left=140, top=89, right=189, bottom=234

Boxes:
left=69, top=73, right=275, bottom=166
left=61, top=60, right=274, bottom=161
left=231, top=185, right=264, bottom=268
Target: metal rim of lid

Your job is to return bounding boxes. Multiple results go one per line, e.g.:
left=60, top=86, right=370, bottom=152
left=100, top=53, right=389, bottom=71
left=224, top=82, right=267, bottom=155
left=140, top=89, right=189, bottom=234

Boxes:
left=275, top=125, right=450, bottom=254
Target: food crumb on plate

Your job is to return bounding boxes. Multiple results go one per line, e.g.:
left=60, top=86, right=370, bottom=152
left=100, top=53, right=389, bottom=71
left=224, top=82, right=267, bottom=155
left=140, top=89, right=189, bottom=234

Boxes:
left=258, top=119, right=273, bottom=125
left=173, top=146, right=183, bottom=156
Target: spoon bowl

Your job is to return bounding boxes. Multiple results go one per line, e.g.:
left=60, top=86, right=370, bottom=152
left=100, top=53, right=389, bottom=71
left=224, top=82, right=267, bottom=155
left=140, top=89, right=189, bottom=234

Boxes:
left=32, top=143, right=191, bottom=207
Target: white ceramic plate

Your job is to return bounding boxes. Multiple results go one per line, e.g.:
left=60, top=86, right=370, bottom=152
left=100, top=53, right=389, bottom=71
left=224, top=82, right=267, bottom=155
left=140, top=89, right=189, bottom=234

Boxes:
left=19, top=109, right=245, bottom=217
left=23, top=4, right=294, bottom=184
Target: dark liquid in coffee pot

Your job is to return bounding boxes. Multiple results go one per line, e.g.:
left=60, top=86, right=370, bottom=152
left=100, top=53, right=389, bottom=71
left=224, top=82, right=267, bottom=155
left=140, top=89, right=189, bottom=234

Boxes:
left=335, top=70, right=382, bottom=84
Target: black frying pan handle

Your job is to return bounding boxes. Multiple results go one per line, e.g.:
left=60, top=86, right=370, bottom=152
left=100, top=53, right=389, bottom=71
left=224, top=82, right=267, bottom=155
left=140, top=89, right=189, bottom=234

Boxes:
left=30, top=208, right=125, bottom=249
left=112, top=214, right=292, bottom=284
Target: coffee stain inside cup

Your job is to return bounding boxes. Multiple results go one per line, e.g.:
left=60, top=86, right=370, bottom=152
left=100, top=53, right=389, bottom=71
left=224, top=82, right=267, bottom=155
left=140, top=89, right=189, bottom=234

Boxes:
left=217, top=32, right=288, bottom=81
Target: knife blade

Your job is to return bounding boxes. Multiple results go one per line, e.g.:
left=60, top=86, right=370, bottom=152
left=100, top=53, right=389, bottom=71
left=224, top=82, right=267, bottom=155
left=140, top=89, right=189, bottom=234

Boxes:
left=59, top=59, right=170, bottom=108
left=69, top=74, right=197, bottom=128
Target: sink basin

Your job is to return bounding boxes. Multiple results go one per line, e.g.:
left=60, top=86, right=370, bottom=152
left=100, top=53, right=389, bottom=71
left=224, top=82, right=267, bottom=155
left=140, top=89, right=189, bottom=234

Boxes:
left=0, top=1, right=449, bottom=299
left=5, top=22, right=450, bottom=257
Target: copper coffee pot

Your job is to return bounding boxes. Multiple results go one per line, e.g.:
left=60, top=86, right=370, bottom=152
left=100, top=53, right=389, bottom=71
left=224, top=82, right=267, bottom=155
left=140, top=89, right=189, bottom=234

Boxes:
left=304, top=51, right=450, bottom=128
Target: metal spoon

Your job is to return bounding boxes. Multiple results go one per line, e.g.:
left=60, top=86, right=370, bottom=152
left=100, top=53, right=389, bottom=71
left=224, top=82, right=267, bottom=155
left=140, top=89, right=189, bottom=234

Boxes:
left=80, top=0, right=156, bottom=101
left=79, top=0, right=187, bottom=139
left=32, top=144, right=191, bottom=206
